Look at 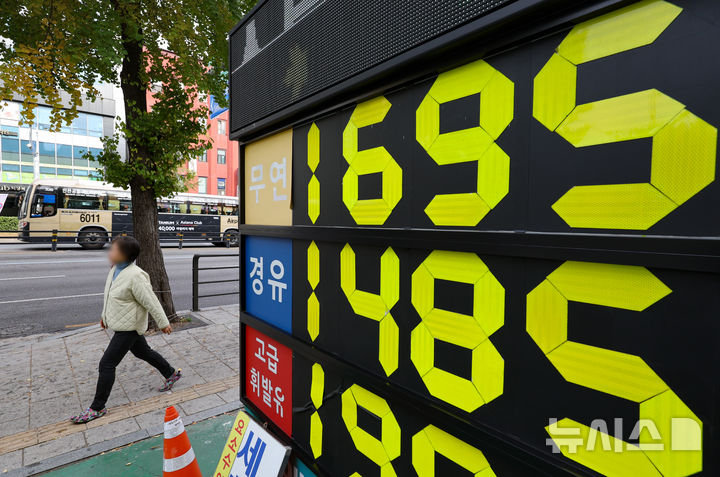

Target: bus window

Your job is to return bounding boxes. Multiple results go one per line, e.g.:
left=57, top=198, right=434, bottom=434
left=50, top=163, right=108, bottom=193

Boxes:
left=207, top=203, right=219, bottom=215
left=170, top=202, right=188, bottom=214
left=157, top=201, right=172, bottom=213
left=107, top=192, right=132, bottom=211
left=31, top=192, right=57, bottom=217
left=189, top=202, right=204, bottom=214
left=63, top=188, right=104, bottom=210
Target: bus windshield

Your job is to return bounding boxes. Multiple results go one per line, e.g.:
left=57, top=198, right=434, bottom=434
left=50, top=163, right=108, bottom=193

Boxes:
left=17, top=187, right=28, bottom=219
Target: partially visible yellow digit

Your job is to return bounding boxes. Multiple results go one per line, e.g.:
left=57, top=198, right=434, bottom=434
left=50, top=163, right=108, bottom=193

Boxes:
left=308, top=123, right=320, bottom=223
left=343, top=96, right=402, bottom=225
left=527, top=261, right=702, bottom=476
left=412, top=425, right=497, bottom=477
left=341, top=244, right=399, bottom=376
left=534, top=0, right=716, bottom=229
left=307, top=241, right=320, bottom=340
left=309, top=363, right=324, bottom=458
left=410, top=250, right=505, bottom=412
left=341, top=384, right=400, bottom=477
left=416, top=59, right=513, bottom=226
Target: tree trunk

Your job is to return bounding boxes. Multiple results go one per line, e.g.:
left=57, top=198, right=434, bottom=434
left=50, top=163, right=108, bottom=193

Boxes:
left=114, top=0, right=177, bottom=323
left=131, top=177, right=177, bottom=323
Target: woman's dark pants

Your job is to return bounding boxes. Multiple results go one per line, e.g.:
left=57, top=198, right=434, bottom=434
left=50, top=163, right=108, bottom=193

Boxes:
left=90, top=331, right=174, bottom=411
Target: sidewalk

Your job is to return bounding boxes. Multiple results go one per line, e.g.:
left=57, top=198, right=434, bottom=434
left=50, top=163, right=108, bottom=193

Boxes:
left=0, top=305, right=240, bottom=476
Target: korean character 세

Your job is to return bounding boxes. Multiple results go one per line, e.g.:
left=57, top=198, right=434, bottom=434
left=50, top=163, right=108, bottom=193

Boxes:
left=249, top=164, right=265, bottom=203
left=270, top=157, right=287, bottom=201
left=267, top=259, right=287, bottom=303
left=249, top=256, right=263, bottom=295
left=261, top=375, right=273, bottom=407
left=250, top=367, right=260, bottom=396
left=236, top=431, right=266, bottom=477
left=266, top=343, right=278, bottom=374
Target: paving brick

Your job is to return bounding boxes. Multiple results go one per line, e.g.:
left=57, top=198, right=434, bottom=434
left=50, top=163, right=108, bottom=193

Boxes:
left=85, top=417, right=140, bottom=445
left=0, top=450, right=22, bottom=473
left=179, top=394, right=226, bottom=416
left=23, top=432, right=85, bottom=466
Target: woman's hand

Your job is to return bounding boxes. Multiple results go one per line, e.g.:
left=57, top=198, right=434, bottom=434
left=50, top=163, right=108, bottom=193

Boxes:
left=100, top=319, right=106, bottom=329
left=161, top=326, right=172, bottom=335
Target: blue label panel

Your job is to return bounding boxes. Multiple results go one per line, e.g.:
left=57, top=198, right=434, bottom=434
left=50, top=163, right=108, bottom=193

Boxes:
left=244, top=236, right=292, bottom=333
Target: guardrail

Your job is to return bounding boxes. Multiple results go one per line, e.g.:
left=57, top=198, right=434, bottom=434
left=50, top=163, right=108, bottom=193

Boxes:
left=192, top=253, right=239, bottom=311
left=0, top=229, right=237, bottom=250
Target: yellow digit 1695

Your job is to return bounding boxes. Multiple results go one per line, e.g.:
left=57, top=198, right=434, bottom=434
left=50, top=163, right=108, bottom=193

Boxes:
left=416, top=59, right=513, bottom=226
left=527, top=261, right=702, bottom=476
left=343, top=96, right=403, bottom=225
left=534, top=0, right=716, bottom=230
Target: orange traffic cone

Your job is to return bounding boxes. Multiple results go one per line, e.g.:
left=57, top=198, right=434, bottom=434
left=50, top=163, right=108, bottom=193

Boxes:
left=163, top=406, right=202, bottom=477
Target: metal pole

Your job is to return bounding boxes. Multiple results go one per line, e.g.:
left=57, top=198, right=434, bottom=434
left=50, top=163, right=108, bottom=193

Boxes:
left=192, top=254, right=200, bottom=311
left=51, top=229, right=57, bottom=252
left=178, top=232, right=183, bottom=250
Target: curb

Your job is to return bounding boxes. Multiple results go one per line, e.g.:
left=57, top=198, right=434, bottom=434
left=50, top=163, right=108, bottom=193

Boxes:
left=5, top=401, right=243, bottom=477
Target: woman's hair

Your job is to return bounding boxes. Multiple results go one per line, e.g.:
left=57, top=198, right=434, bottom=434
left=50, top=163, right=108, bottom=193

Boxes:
left=113, top=236, right=141, bottom=263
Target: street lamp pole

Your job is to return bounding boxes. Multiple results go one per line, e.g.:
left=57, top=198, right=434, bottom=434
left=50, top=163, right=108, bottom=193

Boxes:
left=32, top=119, right=40, bottom=180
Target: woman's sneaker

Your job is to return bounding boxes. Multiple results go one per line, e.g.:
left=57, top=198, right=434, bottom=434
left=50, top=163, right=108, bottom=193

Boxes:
left=159, top=369, right=182, bottom=392
left=70, top=407, right=107, bottom=424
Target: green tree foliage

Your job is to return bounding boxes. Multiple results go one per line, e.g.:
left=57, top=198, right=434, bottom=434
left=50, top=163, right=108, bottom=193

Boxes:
left=0, top=0, right=255, bottom=319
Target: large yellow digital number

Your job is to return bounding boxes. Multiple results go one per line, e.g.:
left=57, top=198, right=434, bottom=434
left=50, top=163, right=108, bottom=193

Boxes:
left=412, top=425, right=496, bottom=477
left=416, top=59, right=513, bottom=226
left=308, top=123, right=320, bottom=223
left=309, top=362, right=325, bottom=459
left=342, top=384, right=401, bottom=477
left=534, top=0, right=717, bottom=229
left=343, top=96, right=403, bottom=225
left=410, top=250, right=504, bottom=412
left=307, top=241, right=320, bottom=341
left=340, top=244, right=399, bottom=376
left=527, top=261, right=702, bottom=476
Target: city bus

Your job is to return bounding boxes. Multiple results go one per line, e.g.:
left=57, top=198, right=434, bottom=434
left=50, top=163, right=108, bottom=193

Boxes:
left=16, top=179, right=239, bottom=248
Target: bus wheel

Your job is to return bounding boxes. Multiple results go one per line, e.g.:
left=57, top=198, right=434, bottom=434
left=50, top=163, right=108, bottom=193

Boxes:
left=78, top=227, right=108, bottom=250
left=216, top=229, right=239, bottom=247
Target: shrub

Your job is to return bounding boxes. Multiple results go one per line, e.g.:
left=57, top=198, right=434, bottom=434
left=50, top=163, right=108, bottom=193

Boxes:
left=0, top=216, right=19, bottom=231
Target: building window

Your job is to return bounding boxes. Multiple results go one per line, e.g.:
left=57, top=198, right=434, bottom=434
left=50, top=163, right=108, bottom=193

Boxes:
left=217, top=178, right=226, bottom=196
left=57, top=144, right=72, bottom=166
left=217, top=149, right=226, bottom=164
left=73, top=146, right=88, bottom=167
left=217, top=120, right=226, bottom=135
left=1, top=137, right=19, bottom=162
left=72, top=113, right=87, bottom=135
left=36, top=107, right=53, bottom=131
left=87, top=115, right=103, bottom=137
left=39, top=142, right=55, bottom=165
left=198, top=176, right=207, bottom=194
left=198, top=150, right=207, bottom=162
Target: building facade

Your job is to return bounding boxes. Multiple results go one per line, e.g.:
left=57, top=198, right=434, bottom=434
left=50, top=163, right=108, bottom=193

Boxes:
left=189, top=108, right=238, bottom=197
left=0, top=84, right=121, bottom=184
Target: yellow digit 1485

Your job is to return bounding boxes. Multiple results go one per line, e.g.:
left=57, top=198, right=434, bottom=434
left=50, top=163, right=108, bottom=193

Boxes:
left=416, top=59, right=513, bottom=226
left=410, top=250, right=504, bottom=412
left=534, top=0, right=716, bottom=230
left=527, top=261, right=702, bottom=476
left=341, top=244, right=399, bottom=376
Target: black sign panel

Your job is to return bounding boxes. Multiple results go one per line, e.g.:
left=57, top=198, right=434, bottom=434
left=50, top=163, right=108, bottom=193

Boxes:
left=235, top=0, right=720, bottom=476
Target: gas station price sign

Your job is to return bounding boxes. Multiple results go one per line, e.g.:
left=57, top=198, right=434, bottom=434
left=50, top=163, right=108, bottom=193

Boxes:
left=234, top=0, right=720, bottom=476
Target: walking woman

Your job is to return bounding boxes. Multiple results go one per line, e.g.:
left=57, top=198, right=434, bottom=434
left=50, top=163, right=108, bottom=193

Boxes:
left=71, top=236, right=182, bottom=424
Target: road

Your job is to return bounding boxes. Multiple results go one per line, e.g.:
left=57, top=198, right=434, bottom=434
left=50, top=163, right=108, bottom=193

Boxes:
left=0, top=242, right=239, bottom=338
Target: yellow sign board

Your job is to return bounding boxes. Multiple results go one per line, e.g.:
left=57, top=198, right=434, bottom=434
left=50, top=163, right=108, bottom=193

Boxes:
left=244, top=129, right=293, bottom=225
